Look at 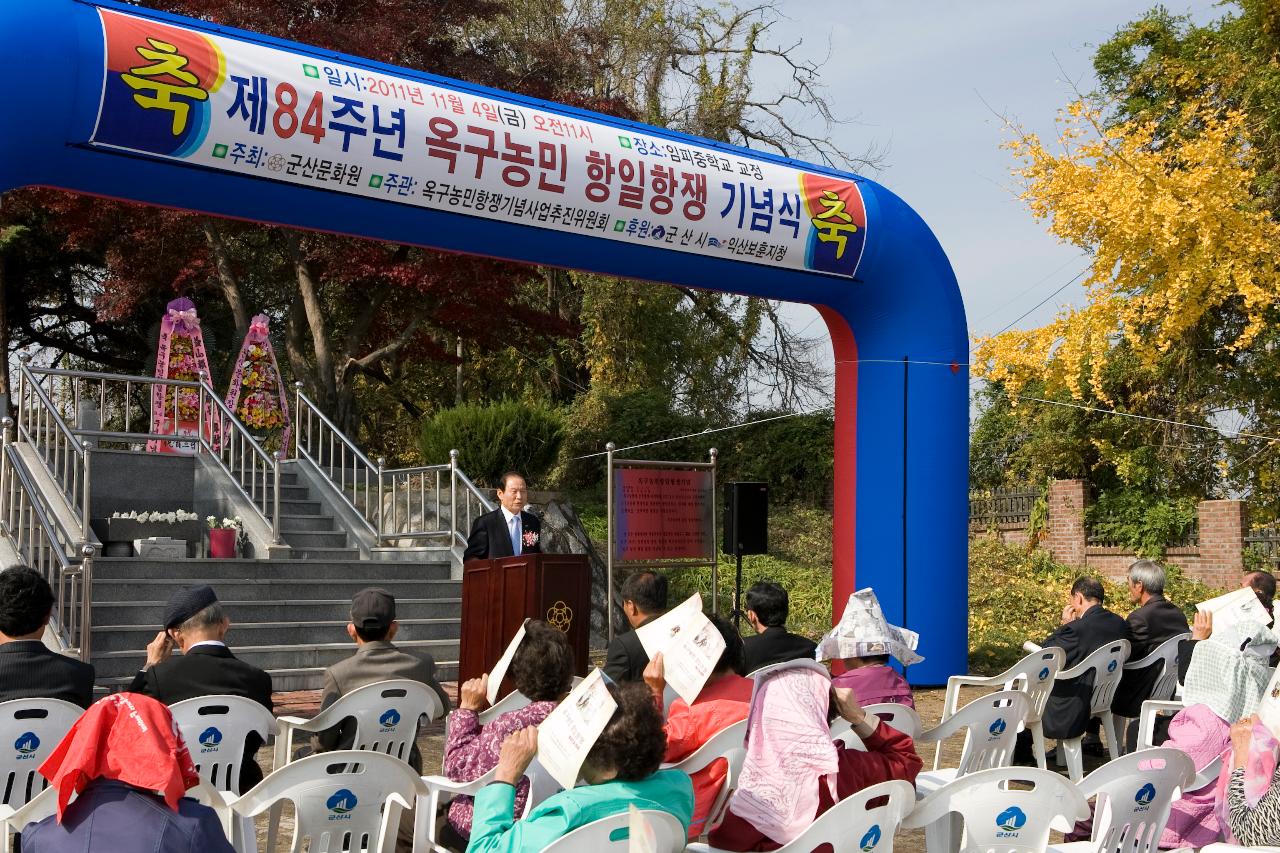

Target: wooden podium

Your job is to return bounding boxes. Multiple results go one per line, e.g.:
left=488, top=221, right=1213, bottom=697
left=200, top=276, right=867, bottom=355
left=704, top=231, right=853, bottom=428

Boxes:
left=458, top=553, right=591, bottom=699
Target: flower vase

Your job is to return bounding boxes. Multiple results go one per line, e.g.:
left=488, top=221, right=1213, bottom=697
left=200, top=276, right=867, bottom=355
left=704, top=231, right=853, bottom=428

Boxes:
left=209, top=528, right=237, bottom=558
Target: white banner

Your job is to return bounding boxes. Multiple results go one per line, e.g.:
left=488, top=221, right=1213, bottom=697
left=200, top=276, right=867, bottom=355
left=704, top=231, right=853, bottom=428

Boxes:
left=90, top=8, right=867, bottom=279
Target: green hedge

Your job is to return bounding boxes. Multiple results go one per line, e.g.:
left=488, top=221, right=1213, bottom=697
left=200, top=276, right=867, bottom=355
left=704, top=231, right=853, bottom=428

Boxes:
left=418, top=400, right=564, bottom=488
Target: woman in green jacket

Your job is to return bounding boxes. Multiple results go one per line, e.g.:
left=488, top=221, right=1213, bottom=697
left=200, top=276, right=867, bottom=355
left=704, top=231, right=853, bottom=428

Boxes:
left=467, top=681, right=695, bottom=853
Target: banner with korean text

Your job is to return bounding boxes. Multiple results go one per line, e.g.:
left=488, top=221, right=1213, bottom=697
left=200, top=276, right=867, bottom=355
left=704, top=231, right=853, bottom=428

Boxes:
left=89, top=8, right=867, bottom=278
left=614, top=467, right=715, bottom=562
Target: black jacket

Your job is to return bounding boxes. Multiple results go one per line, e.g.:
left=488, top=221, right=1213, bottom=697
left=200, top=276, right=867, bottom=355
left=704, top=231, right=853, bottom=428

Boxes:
left=1111, top=595, right=1189, bottom=717
left=1040, top=604, right=1129, bottom=739
left=603, top=615, right=659, bottom=683
left=463, top=509, right=542, bottom=562
left=128, top=644, right=273, bottom=793
left=742, top=627, right=818, bottom=674
left=0, top=640, right=96, bottom=709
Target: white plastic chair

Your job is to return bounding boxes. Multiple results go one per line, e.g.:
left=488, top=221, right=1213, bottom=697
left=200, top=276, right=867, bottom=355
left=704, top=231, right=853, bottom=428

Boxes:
left=541, top=808, right=686, bottom=853
left=1054, top=639, right=1130, bottom=783
left=1045, top=747, right=1195, bottom=853
left=0, top=778, right=233, bottom=853
left=831, top=704, right=923, bottom=750
left=902, top=766, right=1090, bottom=853
left=939, top=648, right=1065, bottom=769
left=688, top=779, right=916, bottom=853
left=232, top=750, right=420, bottom=853
left=915, top=690, right=1030, bottom=795
left=1110, top=633, right=1189, bottom=754
left=273, top=679, right=444, bottom=771
left=660, top=719, right=747, bottom=837
left=0, top=698, right=82, bottom=810
left=1134, top=699, right=1183, bottom=752
left=170, top=694, right=279, bottom=796
left=416, top=756, right=558, bottom=853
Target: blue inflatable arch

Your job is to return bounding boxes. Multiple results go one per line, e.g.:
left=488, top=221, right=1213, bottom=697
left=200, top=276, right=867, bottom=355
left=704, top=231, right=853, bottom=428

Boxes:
left=0, top=0, right=969, bottom=682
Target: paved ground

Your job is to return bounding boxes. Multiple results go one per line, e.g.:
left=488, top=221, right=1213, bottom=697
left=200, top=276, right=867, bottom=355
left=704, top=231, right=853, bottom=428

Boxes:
left=252, top=682, right=1113, bottom=851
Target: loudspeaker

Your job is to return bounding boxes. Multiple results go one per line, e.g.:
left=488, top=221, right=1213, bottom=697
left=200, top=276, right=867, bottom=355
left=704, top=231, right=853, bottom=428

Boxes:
left=723, top=482, right=768, bottom=555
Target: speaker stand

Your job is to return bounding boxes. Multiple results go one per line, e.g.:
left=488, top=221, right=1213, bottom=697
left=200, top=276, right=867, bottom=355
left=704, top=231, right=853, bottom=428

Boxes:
left=731, top=551, right=745, bottom=629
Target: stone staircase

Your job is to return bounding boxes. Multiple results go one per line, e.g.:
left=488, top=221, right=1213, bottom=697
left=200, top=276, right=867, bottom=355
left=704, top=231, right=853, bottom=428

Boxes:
left=89, top=556, right=460, bottom=692
left=239, top=463, right=363, bottom=560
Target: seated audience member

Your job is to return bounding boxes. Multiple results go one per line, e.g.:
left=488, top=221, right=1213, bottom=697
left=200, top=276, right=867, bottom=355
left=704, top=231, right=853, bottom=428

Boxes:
left=129, top=585, right=273, bottom=792
left=1110, top=560, right=1189, bottom=728
left=819, top=588, right=919, bottom=709
left=1013, top=576, right=1127, bottom=765
left=442, top=619, right=574, bottom=845
left=603, top=570, right=668, bottom=683
left=741, top=581, right=817, bottom=673
left=708, top=661, right=922, bottom=851
left=0, top=566, right=94, bottom=708
left=1178, top=570, right=1279, bottom=684
left=1224, top=711, right=1280, bottom=847
left=21, top=693, right=233, bottom=853
left=467, top=681, right=695, bottom=853
left=1156, top=620, right=1276, bottom=849
left=313, top=587, right=451, bottom=773
left=644, top=615, right=751, bottom=839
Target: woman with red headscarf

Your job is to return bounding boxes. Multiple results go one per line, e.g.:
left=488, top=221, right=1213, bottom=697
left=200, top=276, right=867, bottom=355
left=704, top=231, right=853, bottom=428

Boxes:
left=21, top=693, right=233, bottom=853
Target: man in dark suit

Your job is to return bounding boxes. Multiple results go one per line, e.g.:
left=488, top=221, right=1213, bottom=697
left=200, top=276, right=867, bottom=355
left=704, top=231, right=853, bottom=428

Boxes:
left=603, top=570, right=668, bottom=682
left=1014, top=576, right=1128, bottom=764
left=311, top=587, right=450, bottom=772
left=1111, top=560, right=1189, bottom=723
left=463, top=471, right=543, bottom=562
left=128, top=585, right=273, bottom=793
left=0, top=565, right=95, bottom=708
left=742, top=581, right=817, bottom=673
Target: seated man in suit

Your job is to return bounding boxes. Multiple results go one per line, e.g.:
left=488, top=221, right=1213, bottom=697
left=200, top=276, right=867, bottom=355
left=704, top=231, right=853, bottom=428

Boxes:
left=129, top=585, right=273, bottom=793
left=0, top=565, right=95, bottom=708
left=463, top=471, right=542, bottom=562
left=741, top=581, right=817, bottom=673
left=1110, top=560, right=1189, bottom=733
left=1013, top=576, right=1128, bottom=764
left=311, top=587, right=450, bottom=773
left=603, top=570, right=668, bottom=682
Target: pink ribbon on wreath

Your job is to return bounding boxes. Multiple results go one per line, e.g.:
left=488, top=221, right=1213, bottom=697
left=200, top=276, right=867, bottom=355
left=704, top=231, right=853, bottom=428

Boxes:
left=225, top=314, right=292, bottom=454
left=147, top=298, right=213, bottom=453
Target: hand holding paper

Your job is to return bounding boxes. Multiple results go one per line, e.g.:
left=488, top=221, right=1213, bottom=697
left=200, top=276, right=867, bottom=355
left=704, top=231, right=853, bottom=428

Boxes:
left=1196, top=588, right=1270, bottom=634
left=495, top=727, right=539, bottom=785
left=634, top=593, right=725, bottom=705
left=536, top=668, right=618, bottom=790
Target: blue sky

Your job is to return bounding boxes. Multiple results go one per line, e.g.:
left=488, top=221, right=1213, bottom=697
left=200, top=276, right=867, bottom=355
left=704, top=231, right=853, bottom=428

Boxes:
left=755, top=0, right=1223, bottom=403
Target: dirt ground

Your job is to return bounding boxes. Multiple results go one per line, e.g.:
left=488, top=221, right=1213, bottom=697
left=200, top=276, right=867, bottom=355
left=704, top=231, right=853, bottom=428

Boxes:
left=250, top=682, right=1114, bottom=852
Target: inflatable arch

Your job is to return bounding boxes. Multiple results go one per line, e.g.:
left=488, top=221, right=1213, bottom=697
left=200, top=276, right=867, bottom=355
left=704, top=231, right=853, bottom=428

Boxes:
left=0, top=0, right=969, bottom=681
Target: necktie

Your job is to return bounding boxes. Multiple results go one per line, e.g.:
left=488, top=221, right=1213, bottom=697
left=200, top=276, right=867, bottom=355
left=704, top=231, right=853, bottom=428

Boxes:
left=510, top=514, right=521, bottom=555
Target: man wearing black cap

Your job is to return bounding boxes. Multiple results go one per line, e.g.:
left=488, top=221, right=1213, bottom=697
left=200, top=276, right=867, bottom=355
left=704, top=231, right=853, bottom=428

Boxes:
left=312, top=587, right=450, bottom=772
left=128, top=584, right=273, bottom=792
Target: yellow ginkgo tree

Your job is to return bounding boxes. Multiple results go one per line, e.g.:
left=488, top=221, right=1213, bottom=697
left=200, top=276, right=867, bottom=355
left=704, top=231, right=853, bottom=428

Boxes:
left=974, top=99, right=1280, bottom=403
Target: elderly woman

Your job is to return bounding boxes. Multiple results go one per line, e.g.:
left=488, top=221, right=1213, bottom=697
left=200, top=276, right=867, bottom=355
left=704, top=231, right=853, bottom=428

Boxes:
left=467, top=681, right=694, bottom=853
left=708, top=661, right=922, bottom=852
left=1224, top=709, right=1280, bottom=846
left=443, top=619, right=575, bottom=844
left=819, top=588, right=920, bottom=708
left=22, top=693, right=233, bottom=853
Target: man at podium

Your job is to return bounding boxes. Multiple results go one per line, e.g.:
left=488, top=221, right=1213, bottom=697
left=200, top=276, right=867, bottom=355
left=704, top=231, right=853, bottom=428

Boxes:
left=463, top=471, right=544, bottom=561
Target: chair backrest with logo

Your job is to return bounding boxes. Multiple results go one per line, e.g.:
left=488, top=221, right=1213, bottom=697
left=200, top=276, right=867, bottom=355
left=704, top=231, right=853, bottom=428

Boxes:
left=1074, top=748, right=1195, bottom=853
left=169, top=694, right=279, bottom=795
left=0, top=698, right=82, bottom=811
left=918, top=691, right=1029, bottom=778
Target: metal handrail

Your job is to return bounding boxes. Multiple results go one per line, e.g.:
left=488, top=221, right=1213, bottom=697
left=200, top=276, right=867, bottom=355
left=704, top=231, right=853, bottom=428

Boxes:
left=16, top=358, right=91, bottom=538
left=197, top=374, right=281, bottom=544
left=451, top=461, right=495, bottom=547
left=293, top=383, right=380, bottom=539
left=0, top=418, right=94, bottom=660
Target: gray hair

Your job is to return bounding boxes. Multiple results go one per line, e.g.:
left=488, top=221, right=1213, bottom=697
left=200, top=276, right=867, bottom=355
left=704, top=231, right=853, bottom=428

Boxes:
left=178, top=602, right=227, bottom=633
left=1128, top=559, right=1166, bottom=595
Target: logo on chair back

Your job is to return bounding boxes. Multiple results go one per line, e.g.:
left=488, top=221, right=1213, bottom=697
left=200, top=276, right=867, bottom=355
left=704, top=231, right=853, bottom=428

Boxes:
left=995, top=806, right=1026, bottom=837
left=379, top=708, right=401, bottom=731
left=1134, top=783, right=1156, bottom=812
left=1107, top=659, right=1118, bottom=673
left=988, top=718, right=1006, bottom=738
left=198, top=727, right=223, bottom=752
left=1038, top=666, right=1050, bottom=681
left=859, top=825, right=881, bottom=851
left=327, top=789, right=358, bottom=820
left=14, top=732, right=39, bottom=759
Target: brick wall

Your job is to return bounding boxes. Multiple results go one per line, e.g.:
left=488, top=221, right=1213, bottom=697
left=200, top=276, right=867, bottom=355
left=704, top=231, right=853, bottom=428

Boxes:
left=1045, top=479, right=1086, bottom=566
left=1194, top=499, right=1247, bottom=589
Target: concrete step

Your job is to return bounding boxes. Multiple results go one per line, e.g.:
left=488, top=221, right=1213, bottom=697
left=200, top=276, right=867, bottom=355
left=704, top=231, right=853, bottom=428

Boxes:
left=91, top=617, right=461, bottom=653
left=89, top=577, right=460, bottom=602
left=92, top=639, right=460, bottom=681
left=277, top=514, right=337, bottom=532
left=285, top=546, right=362, bottom=560
left=91, top=558, right=450, bottom=581
left=240, top=484, right=314, bottom=502
left=275, top=499, right=322, bottom=515
left=280, top=530, right=350, bottom=548
left=91, top=596, right=461, bottom=625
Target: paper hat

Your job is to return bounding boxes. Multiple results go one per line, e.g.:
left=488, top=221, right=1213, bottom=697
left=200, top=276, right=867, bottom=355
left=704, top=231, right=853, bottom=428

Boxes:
left=815, top=587, right=923, bottom=666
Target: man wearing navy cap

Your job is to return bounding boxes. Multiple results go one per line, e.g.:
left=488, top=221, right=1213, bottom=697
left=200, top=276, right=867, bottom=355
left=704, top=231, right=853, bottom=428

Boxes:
left=128, top=584, right=273, bottom=792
